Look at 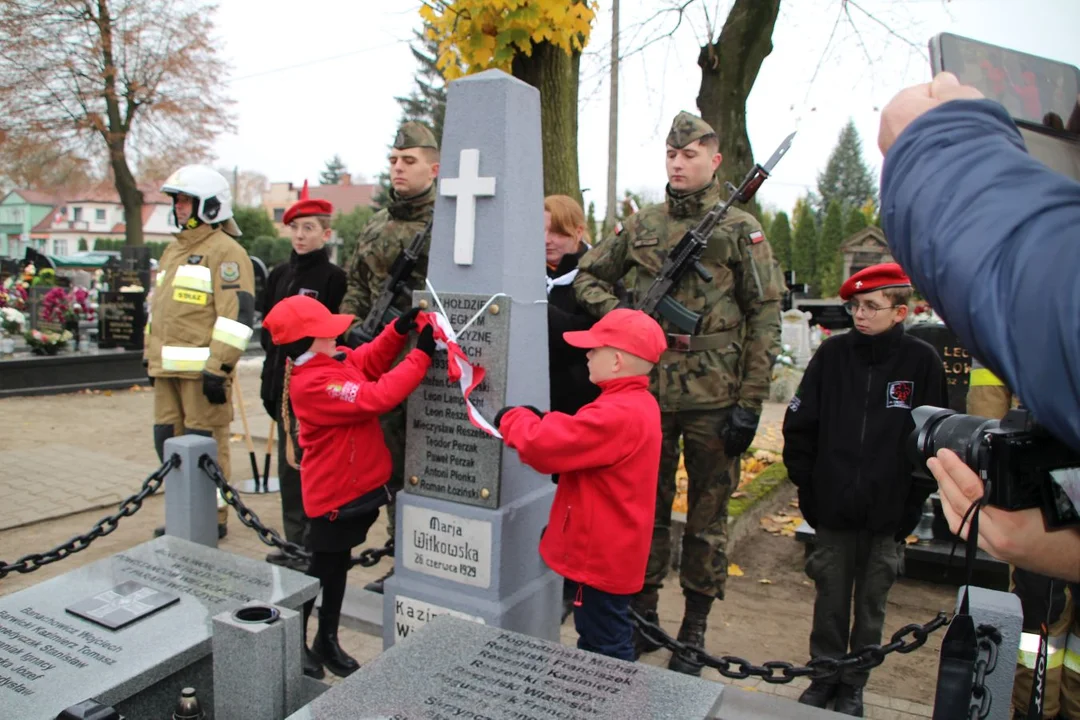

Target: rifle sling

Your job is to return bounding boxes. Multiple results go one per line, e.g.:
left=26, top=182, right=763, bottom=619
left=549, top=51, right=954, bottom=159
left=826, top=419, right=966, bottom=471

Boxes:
left=666, top=328, right=740, bottom=353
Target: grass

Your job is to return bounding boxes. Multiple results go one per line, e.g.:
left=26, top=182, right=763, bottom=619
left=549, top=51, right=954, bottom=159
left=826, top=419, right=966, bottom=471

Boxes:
left=729, top=460, right=789, bottom=519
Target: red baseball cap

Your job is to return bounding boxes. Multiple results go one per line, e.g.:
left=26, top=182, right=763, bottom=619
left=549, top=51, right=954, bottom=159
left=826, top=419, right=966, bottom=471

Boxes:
left=282, top=180, right=333, bottom=226
left=839, top=262, right=912, bottom=301
left=262, top=295, right=353, bottom=345
left=563, top=308, right=667, bottom=363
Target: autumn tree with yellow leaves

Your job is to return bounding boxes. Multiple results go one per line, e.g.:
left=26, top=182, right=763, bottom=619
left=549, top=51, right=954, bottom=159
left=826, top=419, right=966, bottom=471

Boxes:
left=421, top=0, right=597, bottom=200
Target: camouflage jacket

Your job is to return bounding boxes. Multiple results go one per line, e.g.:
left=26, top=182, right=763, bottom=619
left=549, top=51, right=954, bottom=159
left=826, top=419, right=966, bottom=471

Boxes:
left=574, top=181, right=783, bottom=412
left=340, top=183, right=436, bottom=325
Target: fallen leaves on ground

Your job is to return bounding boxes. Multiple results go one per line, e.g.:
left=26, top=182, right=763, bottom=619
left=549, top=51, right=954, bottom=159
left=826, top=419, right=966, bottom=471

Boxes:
left=728, top=563, right=744, bottom=577
left=904, top=535, right=919, bottom=545
left=760, top=510, right=802, bottom=537
left=759, top=578, right=773, bottom=585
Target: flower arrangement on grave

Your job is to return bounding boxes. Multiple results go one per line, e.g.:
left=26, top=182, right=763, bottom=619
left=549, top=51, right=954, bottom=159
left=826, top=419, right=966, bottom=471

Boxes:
left=42, top=286, right=96, bottom=325
left=23, top=328, right=72, bottom=355
left=1, top=278, right=29, bottom=311
left=772, top=343, right=795, bottom=377
left=30, top=267, right=56, bottom=287
left=1, top=307, right=25, bottom=336
left=909, top=302, right=942, bottom=325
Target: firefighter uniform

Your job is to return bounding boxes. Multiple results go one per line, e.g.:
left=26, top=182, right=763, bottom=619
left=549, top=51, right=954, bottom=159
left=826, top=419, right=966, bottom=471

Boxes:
left=967, top=359, right=1080, bottom=719
left=146, top=165, right=256, bottom=531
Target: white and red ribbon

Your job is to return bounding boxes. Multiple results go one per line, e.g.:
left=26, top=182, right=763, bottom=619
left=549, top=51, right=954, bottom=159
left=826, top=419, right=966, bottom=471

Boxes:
left=418, top=281, right=505, bottom=439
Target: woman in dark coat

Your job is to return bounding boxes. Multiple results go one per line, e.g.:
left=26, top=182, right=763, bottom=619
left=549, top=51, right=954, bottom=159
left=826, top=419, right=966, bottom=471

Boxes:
left=545, top=194, right=600, bottom=416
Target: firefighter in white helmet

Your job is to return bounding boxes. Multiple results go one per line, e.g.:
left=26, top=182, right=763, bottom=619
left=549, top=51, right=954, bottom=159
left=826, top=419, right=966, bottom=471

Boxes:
left=144, top=165, right=255, bottom=538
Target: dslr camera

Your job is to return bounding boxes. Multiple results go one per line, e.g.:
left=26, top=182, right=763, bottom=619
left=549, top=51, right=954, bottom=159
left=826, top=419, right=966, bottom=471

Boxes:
left=909, top=406, right=1080, bottom=528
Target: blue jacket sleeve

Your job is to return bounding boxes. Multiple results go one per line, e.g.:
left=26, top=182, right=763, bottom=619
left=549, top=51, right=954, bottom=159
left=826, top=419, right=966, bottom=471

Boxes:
left=881, top=99, right=1080, bottom=451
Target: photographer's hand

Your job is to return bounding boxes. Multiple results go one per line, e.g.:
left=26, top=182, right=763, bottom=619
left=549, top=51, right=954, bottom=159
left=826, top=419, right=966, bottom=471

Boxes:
left=931, top=449, right=1080, bottom=582
left=878, top=72, right=984, bottom=155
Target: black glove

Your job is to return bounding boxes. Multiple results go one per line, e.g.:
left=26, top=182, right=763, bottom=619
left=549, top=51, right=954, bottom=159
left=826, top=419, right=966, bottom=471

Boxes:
left=142, top=359, right=154, bottom=387
left=394, top=307, right=422, bottom=334
left=201, top=371, right=228, bottom=405
left=494, top=405, right=544, bottom=429
left=723, top=407, right=760, bottom=458
left=797, top=486, right=818, bottom=528
left=415, top=325, right=436, bottom=357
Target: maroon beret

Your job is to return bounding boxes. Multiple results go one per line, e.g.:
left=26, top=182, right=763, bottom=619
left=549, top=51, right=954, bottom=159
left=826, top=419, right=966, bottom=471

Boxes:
left=839, top=263, right=911, bottom=300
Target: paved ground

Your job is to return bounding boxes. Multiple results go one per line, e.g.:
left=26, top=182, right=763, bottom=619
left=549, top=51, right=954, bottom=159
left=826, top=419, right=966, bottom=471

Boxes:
left=0, top=358, right=949, bottom=718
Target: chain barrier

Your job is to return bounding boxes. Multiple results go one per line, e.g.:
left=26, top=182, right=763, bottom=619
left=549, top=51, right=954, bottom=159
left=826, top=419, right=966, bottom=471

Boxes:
left=198, top=454, right=394, bottom=569
left=969, top=624, right=1003, bottom=720
left=0, top=455, right=181, bottom=581
left=629, top=607, right=949, bottom=684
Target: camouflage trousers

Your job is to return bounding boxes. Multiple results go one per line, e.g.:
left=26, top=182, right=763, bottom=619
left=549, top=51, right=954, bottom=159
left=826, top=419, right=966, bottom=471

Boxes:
left=645, top=408, right=735, bottom=600
left=380, top=404, right=407, bottom=540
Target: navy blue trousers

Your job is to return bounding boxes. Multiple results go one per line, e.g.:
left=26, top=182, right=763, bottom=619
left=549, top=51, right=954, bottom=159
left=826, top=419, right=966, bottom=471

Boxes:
left=570, top=581, right=635, bottom=661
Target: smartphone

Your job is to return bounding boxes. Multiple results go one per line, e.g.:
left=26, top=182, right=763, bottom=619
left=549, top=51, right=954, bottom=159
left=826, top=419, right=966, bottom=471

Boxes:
left=929, top=32, right=1080, bottom=129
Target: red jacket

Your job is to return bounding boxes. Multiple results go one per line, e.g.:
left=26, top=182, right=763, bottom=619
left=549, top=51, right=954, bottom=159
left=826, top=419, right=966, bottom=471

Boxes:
left=289, top=324, right=430, bottom=518
left=500, top=376, right=661, bottom=595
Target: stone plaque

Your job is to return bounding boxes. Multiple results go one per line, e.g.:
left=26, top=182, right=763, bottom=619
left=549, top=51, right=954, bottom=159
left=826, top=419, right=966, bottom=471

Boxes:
left=65, top=581, right=179, bottom=631
left=908, top=322, right=970, bottom=413
left=286, top=616, right=723, bottom=720
left=96, top=291, right=146, bottom=351
left=393, top=595, right=485, bottom=642
left=405, top=290, right=509, bottom=509
left=402, top=505, right=493, bottom=589
left=0, top=536, right=317, bottom=720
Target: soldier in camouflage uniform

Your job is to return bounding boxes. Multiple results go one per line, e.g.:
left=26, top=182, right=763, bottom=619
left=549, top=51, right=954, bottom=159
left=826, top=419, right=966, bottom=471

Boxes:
left=340, top=121, right=440, bottom=594
left=574, top=111, right=783, bottom=676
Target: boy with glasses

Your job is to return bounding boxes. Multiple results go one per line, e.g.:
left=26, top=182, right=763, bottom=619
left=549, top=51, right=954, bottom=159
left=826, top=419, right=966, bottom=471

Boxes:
left=783, top=262, right=947, bottom=716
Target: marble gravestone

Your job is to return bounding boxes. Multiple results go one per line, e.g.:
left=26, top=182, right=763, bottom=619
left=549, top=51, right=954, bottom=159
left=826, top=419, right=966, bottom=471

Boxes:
left=907, top=322, right=972, bottom=413
left=780, top=309, right=812, bottom=368
left=386, top=69, right=560, bottom=649
left=0, top=536, right=318, bottom=719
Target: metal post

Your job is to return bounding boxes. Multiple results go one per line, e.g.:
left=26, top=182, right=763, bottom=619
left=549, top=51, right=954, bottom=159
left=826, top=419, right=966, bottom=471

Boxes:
left=163, top=435, right=220, bottom=548
left=954, top=585, right=1023, bottom=720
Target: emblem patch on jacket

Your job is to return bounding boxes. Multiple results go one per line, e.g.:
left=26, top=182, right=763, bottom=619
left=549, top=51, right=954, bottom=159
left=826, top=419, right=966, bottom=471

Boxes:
left=298, top=288, right=320, bottom=299
left=886, top=381, right=914, bottom=409
left=187, top=255, right=204, bottom=264
left=219, top=262, right=240, bottom=282
left=748, top=230, right=765, bottom=244
left=326, top=381, right=359, bottom=403
left=788, top=395, right=801, bottom=413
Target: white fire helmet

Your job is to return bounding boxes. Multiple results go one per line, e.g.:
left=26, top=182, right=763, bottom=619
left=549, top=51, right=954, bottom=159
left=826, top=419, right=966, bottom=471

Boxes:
left=160, top=165, right=240, bottom=235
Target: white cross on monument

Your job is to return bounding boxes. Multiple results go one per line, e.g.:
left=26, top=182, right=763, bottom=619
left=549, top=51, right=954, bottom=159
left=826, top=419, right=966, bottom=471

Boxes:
left=440, top=148, right=496, bottom=266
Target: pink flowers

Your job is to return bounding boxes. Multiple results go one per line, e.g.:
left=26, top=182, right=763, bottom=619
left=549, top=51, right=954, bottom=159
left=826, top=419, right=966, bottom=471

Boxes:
left=42, top=287, right=96, bottom=325
left=0, top=284, right=28, bottom=312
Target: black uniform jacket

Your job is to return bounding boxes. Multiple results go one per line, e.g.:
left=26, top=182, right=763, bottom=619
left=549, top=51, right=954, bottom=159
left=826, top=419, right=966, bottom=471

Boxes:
left=259, top=248, right=347, bottom=420
left=547, top=248, right=601, bottom=416
left=782, top=323, right=948, bottom=538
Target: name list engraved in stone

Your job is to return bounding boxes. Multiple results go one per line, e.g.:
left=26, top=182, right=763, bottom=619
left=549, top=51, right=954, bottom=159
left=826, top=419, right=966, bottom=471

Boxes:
left=405, top=292, right=510, bottom=509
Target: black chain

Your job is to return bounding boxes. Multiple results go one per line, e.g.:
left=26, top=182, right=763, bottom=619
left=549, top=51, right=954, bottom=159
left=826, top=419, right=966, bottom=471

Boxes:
left=199, top=454, right=395, bottom=569
left=629, top=607, right=949, bottom=683
left=970, top=624, right=1003, bottom=720
left=0, top=455, right=180, bottom=580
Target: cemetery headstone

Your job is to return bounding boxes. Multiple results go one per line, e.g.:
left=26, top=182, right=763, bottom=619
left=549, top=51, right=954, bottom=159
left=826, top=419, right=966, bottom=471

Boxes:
left=795, top=299, right=853, bottom=332
left=96, top=291, right=147, bottom=351
left=907, top=322, right=970, bottom=412
left=386, top=69, right=560, bottom=648
left=0, top=535, right=318, bottom=720
left=780, top=308, right=812, bottom=368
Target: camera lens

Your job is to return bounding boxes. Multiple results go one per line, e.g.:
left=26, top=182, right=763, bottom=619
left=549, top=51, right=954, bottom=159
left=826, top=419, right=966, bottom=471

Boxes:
left=909, top=406, right=998, bottom=469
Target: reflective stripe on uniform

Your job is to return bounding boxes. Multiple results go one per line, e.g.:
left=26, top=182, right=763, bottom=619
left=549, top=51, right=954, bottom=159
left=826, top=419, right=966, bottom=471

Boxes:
left=156, top=272, right=165, bottom=287
left=160, top=345, right=211, bottom=372
left=1019, top=631, right=1067, bottom=670
left=211, top=316, right=253, bottom=351
left=1064, top=633, right=1080, bottom=673
left=145, top=312, right=151, bottom=335
left=970, top=367, right=1005, bottom=386
left=172, top=265, right=213, bottom=293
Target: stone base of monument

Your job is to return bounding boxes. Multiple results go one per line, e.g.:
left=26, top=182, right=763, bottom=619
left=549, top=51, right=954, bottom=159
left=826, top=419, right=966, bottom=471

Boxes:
left=0, top=535, right=318, bottom=719
left=795, top=520, right=1009, bottom=590
left=286, top=615, right=846, bottom=719
left=0, top=347, right=148, bottom=398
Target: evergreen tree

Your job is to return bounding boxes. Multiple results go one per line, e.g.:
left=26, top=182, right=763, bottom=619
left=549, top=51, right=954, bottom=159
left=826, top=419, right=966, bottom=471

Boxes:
left=816, top=200, right=845, bottom=298
left=792, top=200, right=818, bottom=296
left=395, top=28, right=447, bottom=144
left=843, top=205, right=869, bottom=239
left=586, top=201, right=598, bottom=245
left=319, top=155, right=348, bottom=185
left=769, top=211, right=793, bottom=272
left=816, top=119, right=878, bottom=216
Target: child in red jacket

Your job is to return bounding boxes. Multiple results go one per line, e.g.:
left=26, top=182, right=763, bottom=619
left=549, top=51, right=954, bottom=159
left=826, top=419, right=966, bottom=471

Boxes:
left=262, top=295, right=435, bottom=678
left=495, top=308, right=665, bottom=660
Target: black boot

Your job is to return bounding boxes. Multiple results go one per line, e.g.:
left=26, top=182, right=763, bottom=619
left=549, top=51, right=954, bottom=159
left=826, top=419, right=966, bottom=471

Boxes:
left=832, top=683, right=864, bottom=716
left=630, top=588, right=663, bottom=659
left=667, top=591, right=713, bottom=676
left=364, top=566, right=393, bottom=595
left=798, top=681, right=837, bottom=708
left=312, top=611, right=359, bottom=677
left=302, top=645, right=325, bottom=679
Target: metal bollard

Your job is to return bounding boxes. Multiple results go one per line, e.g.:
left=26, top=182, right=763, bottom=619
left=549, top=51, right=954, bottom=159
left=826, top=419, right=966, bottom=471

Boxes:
left=163, top=435, right=220, bottom=548
left=212, top=604, right=304, bottom=720
left=953, top=585, right=1023, bottom=720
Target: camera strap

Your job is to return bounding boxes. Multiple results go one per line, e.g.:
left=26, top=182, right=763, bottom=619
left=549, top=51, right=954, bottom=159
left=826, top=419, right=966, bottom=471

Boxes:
left=932, top=500, right=982, bottom=719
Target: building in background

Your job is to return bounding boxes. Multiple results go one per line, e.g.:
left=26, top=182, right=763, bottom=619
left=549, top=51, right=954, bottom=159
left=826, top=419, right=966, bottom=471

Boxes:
left=263, top=174, right=378, bottom=235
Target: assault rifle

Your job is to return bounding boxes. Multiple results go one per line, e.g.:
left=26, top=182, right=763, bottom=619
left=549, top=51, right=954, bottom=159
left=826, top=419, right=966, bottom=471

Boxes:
left=636, top=131, right=795, bottom=334
left=347, top=219, right=432, bottom=347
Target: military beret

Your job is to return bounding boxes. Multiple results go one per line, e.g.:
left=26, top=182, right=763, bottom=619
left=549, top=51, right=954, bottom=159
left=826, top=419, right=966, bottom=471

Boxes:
left=667, top=111, right=716, bottom=149
left=394, top=121, right=439, bottom=150
left=282, top=180, right=333, bottom=226
left=839, top=263, right=912, bottom=301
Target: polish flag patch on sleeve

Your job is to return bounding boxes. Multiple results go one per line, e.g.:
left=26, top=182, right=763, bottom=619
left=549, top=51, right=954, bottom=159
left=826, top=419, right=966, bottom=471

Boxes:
left=749, top=230, right=765, bottom=244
